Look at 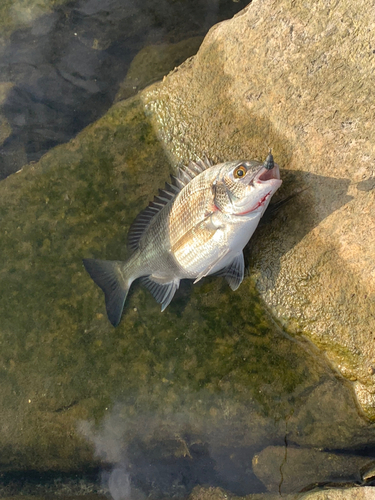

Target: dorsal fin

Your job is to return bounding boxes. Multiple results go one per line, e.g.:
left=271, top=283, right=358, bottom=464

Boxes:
left=127, top=157, right=214, bottom=251
left=177, top=156, right=213, bottom=183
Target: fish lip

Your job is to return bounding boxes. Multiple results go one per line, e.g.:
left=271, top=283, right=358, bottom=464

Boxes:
left=237, top=163, right=282, bottom=215
left=237, top=190, right=273, bottom=215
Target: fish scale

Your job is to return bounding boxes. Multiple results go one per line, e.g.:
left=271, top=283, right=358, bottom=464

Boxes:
left=83, top=152, right=282, bottom=326
left=169, top=168, right=218, bottom=274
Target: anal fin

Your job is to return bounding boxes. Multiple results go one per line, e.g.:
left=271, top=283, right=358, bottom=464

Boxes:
left=140, top=276, right=180, bottom=311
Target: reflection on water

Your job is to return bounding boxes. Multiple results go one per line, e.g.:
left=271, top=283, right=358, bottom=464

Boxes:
left=1, top=1, right=375, bottom=500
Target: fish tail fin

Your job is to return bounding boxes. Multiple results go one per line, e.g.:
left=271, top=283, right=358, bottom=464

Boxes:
left=83, top=259, right=132, bottom=327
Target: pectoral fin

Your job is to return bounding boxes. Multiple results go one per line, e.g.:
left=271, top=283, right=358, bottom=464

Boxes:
left=215, top=253, right=245, bottom=291
left=171, top=215, right=221, bottom=257
left=193, top=248, right=231, bottom=284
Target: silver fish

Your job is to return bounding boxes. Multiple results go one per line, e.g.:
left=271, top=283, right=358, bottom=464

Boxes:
left=83, top=152, right=282, bottom=326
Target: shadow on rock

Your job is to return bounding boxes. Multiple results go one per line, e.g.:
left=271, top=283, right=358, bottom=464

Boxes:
left=250, top=169, right=353, bottom=288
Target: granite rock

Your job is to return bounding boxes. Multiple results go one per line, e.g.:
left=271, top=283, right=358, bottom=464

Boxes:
left=1, top=0, right=375, bottom=485
left=301, top=486, right=375, bottom=500
left=139, top=0, right=375, bottom=418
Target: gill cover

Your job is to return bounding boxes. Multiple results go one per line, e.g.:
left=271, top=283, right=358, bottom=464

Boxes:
left=212, top=179, right=235, bottom=212
left=212, top=162, right=252, bottom=213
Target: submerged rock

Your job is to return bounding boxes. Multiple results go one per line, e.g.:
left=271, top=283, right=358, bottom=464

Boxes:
left=115, top=37, right=204, bottom=103
left=0, top=83, right=13, bottom=146
left=252, top=446, right=375, bottom=493
left=0, top=0, right=248, bottom=178
left=0, top=0, right=69, bottom=41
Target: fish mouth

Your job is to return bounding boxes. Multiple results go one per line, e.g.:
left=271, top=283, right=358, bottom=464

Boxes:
left=255, top=163, right=281, bottom=183
left=237, top=163, right=282, bottom=215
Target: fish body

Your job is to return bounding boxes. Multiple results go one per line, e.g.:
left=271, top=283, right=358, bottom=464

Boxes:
left=83, top=153, right=282, bottom=326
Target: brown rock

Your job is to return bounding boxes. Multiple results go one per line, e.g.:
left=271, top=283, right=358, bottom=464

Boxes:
left=301, top=487, right=375, bottom=500
left=141, top=0, right=375, bottom=418
left=188, top=486, right=297, bottom=500
left=187, top=485, right=375, bottom=500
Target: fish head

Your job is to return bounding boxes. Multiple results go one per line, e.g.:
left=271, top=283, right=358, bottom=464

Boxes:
left=213, top=158, right=282, bottom=216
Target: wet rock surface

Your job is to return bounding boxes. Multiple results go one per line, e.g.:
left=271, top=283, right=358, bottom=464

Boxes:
left=182, top=485, right=375, bottom=500
left=0, top=0, right=67, bottom=41
left=301, top=487, right=375, bottom=500
left=138, top=0, right=375, bottom=418
left=115, top=37, right=204, bottom=103
left=188, top=486, right=295, bottom=500
left=0, top=470, right=105, bottom=498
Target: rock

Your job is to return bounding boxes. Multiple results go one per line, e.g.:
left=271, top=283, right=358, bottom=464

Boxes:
left=139, top=0, right=375, bottom=418
left=0, top=470, right=106, bottom=499
left=115, top=37, right=204, bottom=102
left=188, top=486, right=232, bottom=500
left=1, top=0, right=375, bottom=488
left=285, top=379, right=375, bottom=449
left=252, top=446, right=375, bottom=494
left=0, top=95, right=307, bottom=472
left=0, top=82, right=28, bottom=177
left=361, top=463, right=375, bottom=484
left=187, top=485, right=375, bottom=500
left=0, top=0, right=68, bottom=42
left=0, top=83, right=13, bottom=146
left=188, top=485, right=298, bottom=500
left=301, top=487, right=375, bottom=500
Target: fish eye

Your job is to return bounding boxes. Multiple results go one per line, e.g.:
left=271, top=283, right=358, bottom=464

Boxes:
left=233, top=165, right=247, bottom=179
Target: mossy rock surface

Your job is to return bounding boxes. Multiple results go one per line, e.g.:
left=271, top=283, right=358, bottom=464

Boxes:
left=1, top=92, right=374, bottom=476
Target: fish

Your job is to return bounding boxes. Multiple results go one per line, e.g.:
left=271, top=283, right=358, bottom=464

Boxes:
left=83, top=151, right=282, bottom=326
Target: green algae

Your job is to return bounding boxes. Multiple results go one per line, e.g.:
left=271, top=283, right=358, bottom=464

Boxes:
left=0, top=94, right=373, bottom=472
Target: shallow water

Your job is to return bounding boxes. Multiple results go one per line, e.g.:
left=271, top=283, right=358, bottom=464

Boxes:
left=0, top=0, right=247, bottom=178
left=0, top=1, right=375, bottom=500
